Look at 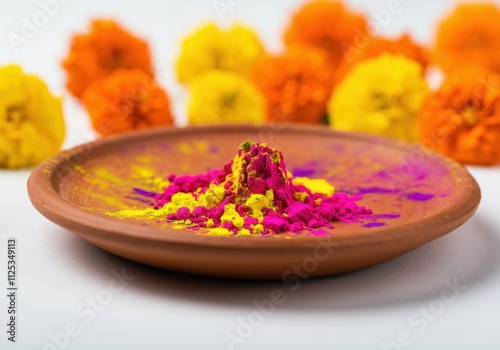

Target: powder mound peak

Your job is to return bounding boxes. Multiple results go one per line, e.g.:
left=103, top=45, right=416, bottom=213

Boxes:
left=228, top=142, right=294, bottom=211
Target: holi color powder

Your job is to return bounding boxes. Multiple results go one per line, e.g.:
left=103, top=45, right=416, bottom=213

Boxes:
left=357, top=187, right=399, bottom=194
left=364, top=222, right=386, bottom=228
left=127, top=142, right=374, bottom=236
left=291, top=167, right=316, bottom=177
left=406, top=192, right=435, bottom=201
left=371, top=214, right=401, bottom=219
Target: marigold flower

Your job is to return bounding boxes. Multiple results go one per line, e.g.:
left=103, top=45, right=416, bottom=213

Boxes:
left=328, top=54, right=428, bottom=141
left=62, top=19, right=153, bottom=98
left=0, top=65, right=65, bottom=169
left=284, top=0, right=367, bottom=68
left=335, top=34, right=429, bottom=84
left=187, top=70, right=265, bottom=125
left=176, top=23, right=264, bottom=83
left=435, top=3, right=500, bottom=74
left=419, top=68, right=500, bottom=165
left=251, top=46, right=333, bottom=124
left=82, top=69, right=174, bottom=136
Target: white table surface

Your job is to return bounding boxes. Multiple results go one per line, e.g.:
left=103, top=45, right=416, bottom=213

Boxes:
left=1, top=1, right=500, bottom=349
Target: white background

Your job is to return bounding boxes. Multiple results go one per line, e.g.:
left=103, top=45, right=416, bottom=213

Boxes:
left=1, top=0, right=500, bottom=349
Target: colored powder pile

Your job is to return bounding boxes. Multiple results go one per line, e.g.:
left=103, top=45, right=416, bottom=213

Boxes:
left=131, top=141, right=373, bottom=236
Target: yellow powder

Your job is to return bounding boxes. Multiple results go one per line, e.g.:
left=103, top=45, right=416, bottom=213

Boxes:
left=207, top=227, right=233, bottom=236
left=237, top=228, right=252, bottom=236
left=293, top=192, right=308, bottom=202
left=244, top=189, right=275, bottom=217
left=145, top=176, right=170, bottom=192
left=292, top=177, right=335, bottom=196
left=253, top=224, right=264, bottom=234
left=112, top=202, right=178, bottom=219
left=130, top=165, right=155, bottom=179
left=171, top=192, right=199, bottom=210
left=202, top=185, right=226, bottom=207
left=220, top=204, right=245, bottom=228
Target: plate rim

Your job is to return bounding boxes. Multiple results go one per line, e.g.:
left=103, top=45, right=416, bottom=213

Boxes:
left=27, top=124, right=481, bottom=250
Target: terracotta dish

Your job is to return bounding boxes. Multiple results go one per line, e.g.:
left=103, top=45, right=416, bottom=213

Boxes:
left=27, top=125, right=480, bottom=279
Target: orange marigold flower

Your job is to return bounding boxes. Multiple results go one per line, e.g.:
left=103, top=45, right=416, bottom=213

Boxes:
left=335, top=34, right=429, bottom=84
left=82, top=69, right=174, bottom=136
left=284, top=0, right=367, bottom=69
left=62, top=19, right=153, bottom=99
left=251, top=46, right=333, bottom=124
left=419, top=68, right=500, bottom=165
left=435, top=3, right=500, bottom=74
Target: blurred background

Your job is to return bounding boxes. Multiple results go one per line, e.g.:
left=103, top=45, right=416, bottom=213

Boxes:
left=0, top=0, right=466, bottom=148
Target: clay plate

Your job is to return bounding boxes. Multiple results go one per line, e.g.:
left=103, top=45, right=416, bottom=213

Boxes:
left=28, top=125, right=480, bottom=279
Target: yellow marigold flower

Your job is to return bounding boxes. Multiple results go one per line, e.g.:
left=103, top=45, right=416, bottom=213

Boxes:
left=187, top=70, right=265, bottom=125
left=176, top=23, right=264, bottom=83
left=328, top=54, right=428, bottom=141
left=335, top=33, right=429, bottom=85
left=0, top=65, right=65, bottom=169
